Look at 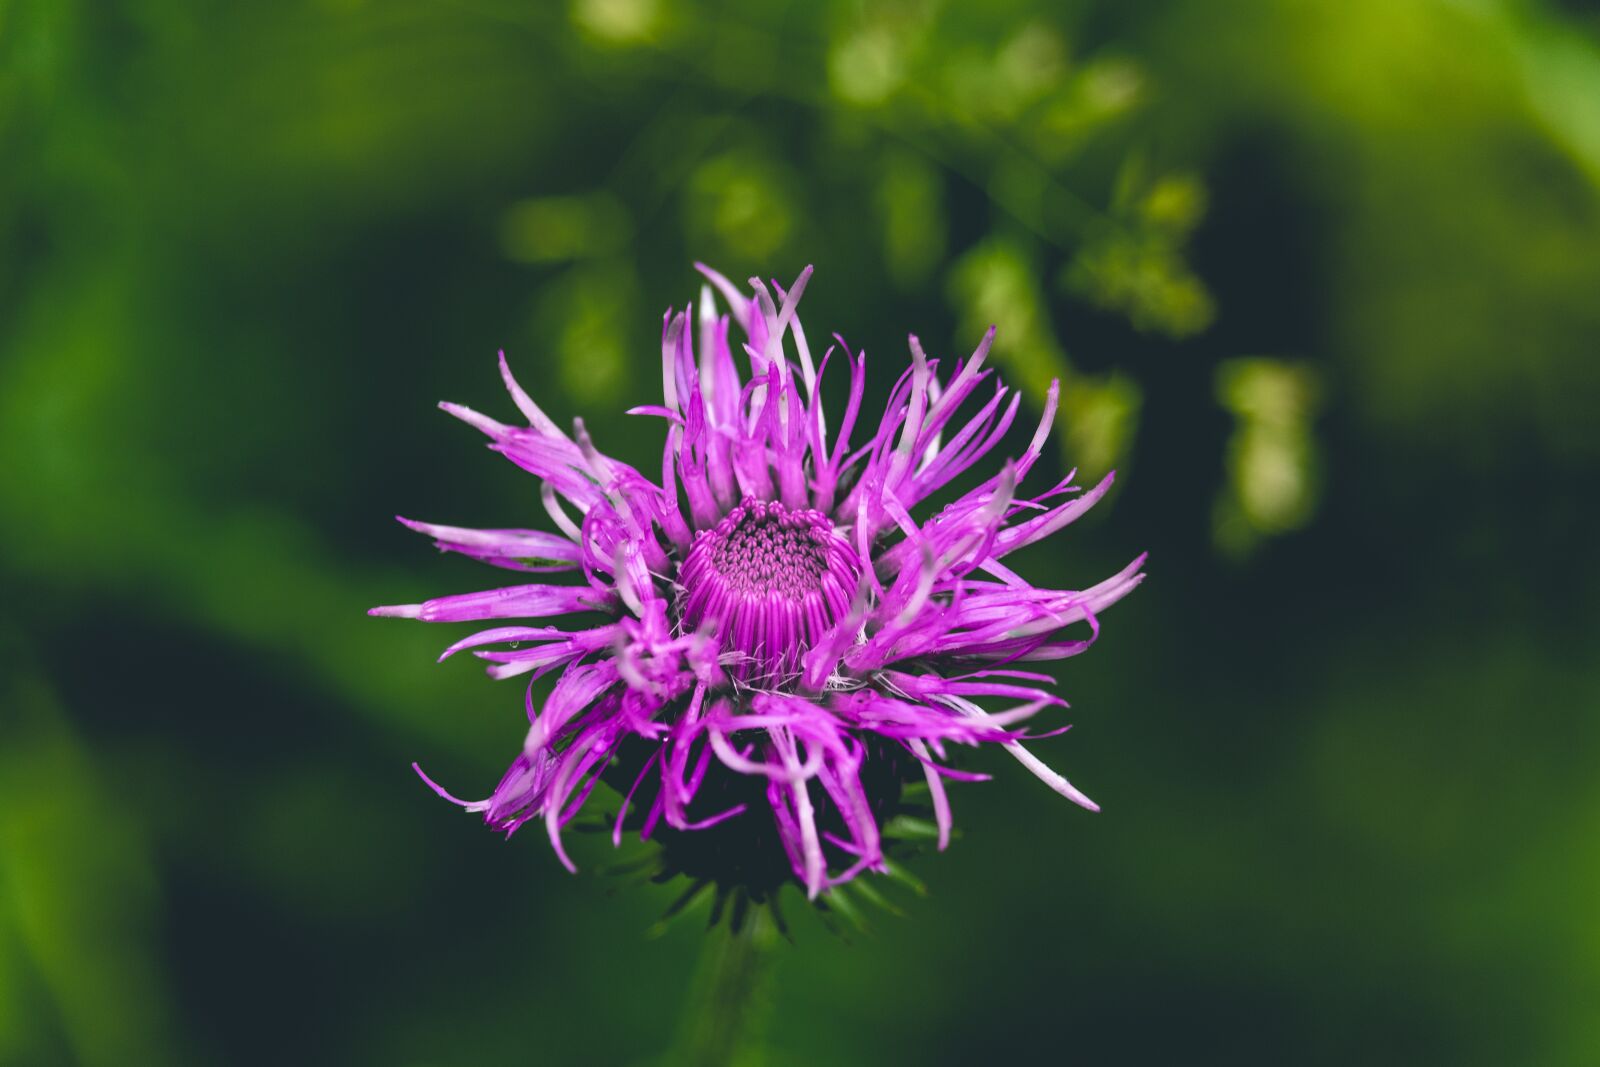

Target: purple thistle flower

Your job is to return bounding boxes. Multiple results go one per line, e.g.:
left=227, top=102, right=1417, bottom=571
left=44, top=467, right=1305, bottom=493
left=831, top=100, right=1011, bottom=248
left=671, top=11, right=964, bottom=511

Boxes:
left=373, top=265, right=1145, bottom=901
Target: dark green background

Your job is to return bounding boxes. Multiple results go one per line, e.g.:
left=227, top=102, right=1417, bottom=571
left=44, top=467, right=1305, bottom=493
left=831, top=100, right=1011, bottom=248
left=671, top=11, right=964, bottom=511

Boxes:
left=4, top=1, right=1599, bottom=1064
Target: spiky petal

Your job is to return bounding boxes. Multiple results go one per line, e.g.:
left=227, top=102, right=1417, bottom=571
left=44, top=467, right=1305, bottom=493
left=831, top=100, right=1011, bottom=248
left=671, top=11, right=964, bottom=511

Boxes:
left=372, top=266, right=1145, bottom=899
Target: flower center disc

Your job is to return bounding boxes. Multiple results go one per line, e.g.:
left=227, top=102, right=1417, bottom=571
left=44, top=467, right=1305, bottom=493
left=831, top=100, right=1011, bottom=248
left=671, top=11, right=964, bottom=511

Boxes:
left=679, top=499, right=861, bottom=682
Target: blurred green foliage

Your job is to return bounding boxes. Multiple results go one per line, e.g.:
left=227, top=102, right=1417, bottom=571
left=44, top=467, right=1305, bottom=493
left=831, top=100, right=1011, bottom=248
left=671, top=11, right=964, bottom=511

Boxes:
left=1212, top=358, right=1322, bottom=557
left=2, top=0, right=1599, bottom=1064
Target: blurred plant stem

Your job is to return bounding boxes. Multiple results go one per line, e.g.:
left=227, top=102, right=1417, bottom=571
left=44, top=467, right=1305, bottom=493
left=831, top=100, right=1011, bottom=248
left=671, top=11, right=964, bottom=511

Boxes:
left=666, top=908, right=779, bottom=1066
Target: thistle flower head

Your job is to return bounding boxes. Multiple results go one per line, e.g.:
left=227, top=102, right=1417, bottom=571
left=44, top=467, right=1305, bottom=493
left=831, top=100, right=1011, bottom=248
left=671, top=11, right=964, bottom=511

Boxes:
left=373, top=265, right=1145, bottom=903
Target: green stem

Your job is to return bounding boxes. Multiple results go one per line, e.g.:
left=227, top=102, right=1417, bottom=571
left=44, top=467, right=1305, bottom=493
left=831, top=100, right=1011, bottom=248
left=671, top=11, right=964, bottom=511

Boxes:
left=667, top=908, right=779, bottom=1067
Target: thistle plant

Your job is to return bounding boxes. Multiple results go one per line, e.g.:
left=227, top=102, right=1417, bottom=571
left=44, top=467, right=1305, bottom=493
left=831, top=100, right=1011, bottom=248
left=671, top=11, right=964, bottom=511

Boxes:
left=372, top=265, right=1144, bottom=918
